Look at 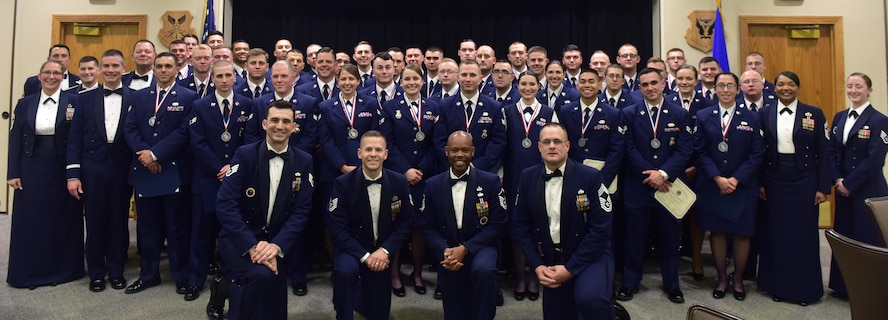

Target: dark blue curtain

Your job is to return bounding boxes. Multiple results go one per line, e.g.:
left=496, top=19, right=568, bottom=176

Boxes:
left=231, top=0, right=654, bottom=63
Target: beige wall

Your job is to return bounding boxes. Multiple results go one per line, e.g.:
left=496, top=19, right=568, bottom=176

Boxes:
left=9, top=0, right=216, bottom=98
left=658, top=0, right=887, bottom=111
left=2, top=0, right=217, bottom=212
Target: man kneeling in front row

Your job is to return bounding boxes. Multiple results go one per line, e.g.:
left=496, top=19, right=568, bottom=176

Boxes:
left=216, top=100, right=314, bottom=319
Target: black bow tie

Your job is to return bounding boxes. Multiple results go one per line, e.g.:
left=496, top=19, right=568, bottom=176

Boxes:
left=849, top=110, right=859, bottom=119
left=132, top=74, right=149, bottom=81
left=104, top=87, right=123, bottom=96
left=449, top=174, right=469, bottom=186
left=364, top=179, right=381, bottom=187
left=780, top=107, right=793, bottom=115
left=267, top=150, right=288, bottom=159
left=543, top=169, right=562, bottom=181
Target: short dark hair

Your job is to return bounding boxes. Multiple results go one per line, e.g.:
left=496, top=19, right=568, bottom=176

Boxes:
left=155, top=52, right=179, bottom=67
left=207, top=30, right=224, bottom=38
left=715, top=72, right=739, bottom=85
left=374, top=52, right=392, bottom=62
left=775, top=71, right=801, bottom=87
left=666, top=47, right=685, bottom=55
left=528, top=46, right=547, bottom=56
left=699, top=56, right=720, bottom=67
left=605, top=63, right=624, bottom=75
left=79, top=55, right=99, bottom=65
left=49, top=44, right=70, bottom=56
left=266, top=100, right=296, bottom=119
left=133, top=39, right=155, bottom=52
left=101, top=49, right=125, bottom=63
left=562, top=44, right=580, bottom=54
left=539, top=122, right=568, bottom=139
left=638, top=67, right=662, bottom=80
left=169, top=39, right=185, bottom=47
left=182, top=34, right=200, bottom=43
left=580, top=69, right=601, bottom=81
left=360, top=130, right=386, bottom=146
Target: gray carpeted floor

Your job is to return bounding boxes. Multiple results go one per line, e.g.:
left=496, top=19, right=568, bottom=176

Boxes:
left=0, top=213, right=851, bottom=319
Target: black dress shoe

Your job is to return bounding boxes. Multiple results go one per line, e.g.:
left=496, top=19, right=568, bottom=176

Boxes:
left=207, top=276, right=227, bottom=320
left=690, top=272, right=705, bottom=282
left=731, top=282, right=746, bottom=301
left=434, top=287, right=444, bottom=300
left=207, top=262, right=220, bottom=276
left=772, top=296, right=783, bottom=302
left=514, top=290, right=526, bottom=301
left=830, top=291, right=849, bottom=300
left=497, top=290, right=504, bottom=306
left=175, top=280, right=188, bottom=294
left=89, top=279, right=106, bottom=292
left=109, top=277, right=127, bottom=290
left=292, top=283, right=307, bottom=296
left=614, top=302, right=630, bottom=320
left=414, top=284, right=426, bottom=295
left=733, top=289, right=746, bottom=301
left=615, top=287, right=639, bottom=301
left=392, top=285, right=406, bottom=297
left=125, top=279, right=160, bottom=294
left=527, top=290, right=539, bottom=301
left=712, top=288, right=726, bottom=299
left=206, top=302, right=223, bottom=320
left=665, top=288, right=685, bottom=303
left=184, top=286, right=201, bottom=301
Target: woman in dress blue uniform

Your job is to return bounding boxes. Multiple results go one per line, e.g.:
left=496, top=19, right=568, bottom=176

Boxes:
left=693, top=72, right=764, bottom=300
left=7, top=60, right=85, bottom=288
left=536, top=61, right=579, bottom=113
left=318, top=63, right=383, bottom=178
left=504, top=72, right=558, bottom=301
left=757, top=71, right=831, bottom=305
left=380, top=64, right=440, bottom=296
left=669, top=64, right=712, bottom=282
left=828, top=72, right=888, bottom=298
left=316, top=63, right=385, bottom=233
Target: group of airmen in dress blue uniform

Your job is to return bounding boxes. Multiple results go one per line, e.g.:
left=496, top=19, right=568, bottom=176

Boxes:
left=7, top=32, right=888, bottom=320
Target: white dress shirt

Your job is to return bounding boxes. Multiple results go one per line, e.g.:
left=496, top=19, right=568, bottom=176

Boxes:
left=545, top=162, right=566, bottom=244
left=776, top=100, right=798, bottom=154
left=103, top=84, right=124, bottom=142
left=128, top=70, right=154, bottom=90
left=267, top=143, right=287, bottom=224
left=36, top=90, right=61, bottom=135
left=844, top=103, right=871, bottom=144
left=363, top=170, right=383, bottom=241
left=450, top=168, right=470, bottom=229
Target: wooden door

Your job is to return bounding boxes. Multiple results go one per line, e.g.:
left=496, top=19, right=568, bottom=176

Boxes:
left=740, top=16, right=845, bottom=227
left=52, top=15, right=147, bottom=78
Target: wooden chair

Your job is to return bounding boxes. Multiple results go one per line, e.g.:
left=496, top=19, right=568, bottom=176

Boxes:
left=865, top=196, right=888, bottom=245
left=686, top=304, right=743, bottom=320
left=825, top=229, right=888, bottom=320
